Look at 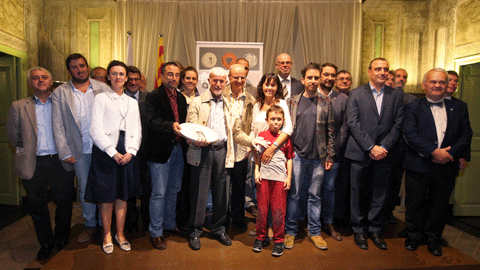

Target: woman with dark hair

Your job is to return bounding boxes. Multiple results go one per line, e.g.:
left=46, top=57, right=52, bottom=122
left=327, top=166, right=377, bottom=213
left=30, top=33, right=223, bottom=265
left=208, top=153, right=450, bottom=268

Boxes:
left=86, top=60, right=142, bottom=254
left=179, top=66, right=200, bottom=108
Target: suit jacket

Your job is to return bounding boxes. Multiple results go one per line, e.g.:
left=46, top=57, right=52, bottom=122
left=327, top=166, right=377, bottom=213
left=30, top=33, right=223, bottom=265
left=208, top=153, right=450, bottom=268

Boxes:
left=403, top=97, right=472, bottom=177
left=451, top=96, right=471, bottom=161
left=329, top=90, right=349, bottom=160
left=287, top=91, right=335, bottom=164
left=144, top=84, right=187, bottom=163
left=52, top=79, right=109, bottom=171
left=7, top=97, right=38, bottom=179
left=290, top=77, right=304, bottom=97
left=345, top=84, right=404, bottom=162
left=186, top=90, right=236, bottom=168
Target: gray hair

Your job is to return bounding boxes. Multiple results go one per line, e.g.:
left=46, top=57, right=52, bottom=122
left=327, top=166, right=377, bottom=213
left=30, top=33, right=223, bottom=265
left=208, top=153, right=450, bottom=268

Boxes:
left=27, top=67, right=52, bottom=83
left=209, top=67, right=227, bottom=78
left=422, top=68, right=448, bottom=84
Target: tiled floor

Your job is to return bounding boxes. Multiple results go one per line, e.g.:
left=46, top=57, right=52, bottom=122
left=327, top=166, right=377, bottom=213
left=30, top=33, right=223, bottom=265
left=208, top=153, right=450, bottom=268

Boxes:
left=1, top=204, right=479, bottom=269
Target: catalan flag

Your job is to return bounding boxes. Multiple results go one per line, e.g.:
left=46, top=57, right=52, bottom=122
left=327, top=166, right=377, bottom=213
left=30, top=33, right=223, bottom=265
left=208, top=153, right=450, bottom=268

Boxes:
left=154, top=35, right=164, bottom=88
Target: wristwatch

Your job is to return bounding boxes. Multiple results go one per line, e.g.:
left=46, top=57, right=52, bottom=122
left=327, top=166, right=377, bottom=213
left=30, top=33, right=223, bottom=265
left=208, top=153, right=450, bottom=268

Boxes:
left=273, top=142, right=279, bottom=148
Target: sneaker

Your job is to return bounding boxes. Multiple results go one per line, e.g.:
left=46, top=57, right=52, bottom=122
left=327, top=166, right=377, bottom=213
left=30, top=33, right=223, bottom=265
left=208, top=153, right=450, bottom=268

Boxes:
left=252, top=239, right=265, bottom=252
left=284, top=234, right=295, bottom=249
left=309, top=234, right=328, bottom=250
left=272, top=243, right=284, bottom=257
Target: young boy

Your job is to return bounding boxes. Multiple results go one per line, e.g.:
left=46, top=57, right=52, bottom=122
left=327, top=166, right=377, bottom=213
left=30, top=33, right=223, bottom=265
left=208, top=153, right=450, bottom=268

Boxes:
left=253, top=105, right=294, bottom=257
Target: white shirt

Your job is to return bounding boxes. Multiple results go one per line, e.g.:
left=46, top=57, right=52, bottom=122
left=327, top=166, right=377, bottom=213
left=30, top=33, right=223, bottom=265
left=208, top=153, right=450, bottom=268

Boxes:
left=71, top=82, right=95, bottom=154
left=426, top=97, right=447, bottom=148
left=90, top=90, right=142, bottom=157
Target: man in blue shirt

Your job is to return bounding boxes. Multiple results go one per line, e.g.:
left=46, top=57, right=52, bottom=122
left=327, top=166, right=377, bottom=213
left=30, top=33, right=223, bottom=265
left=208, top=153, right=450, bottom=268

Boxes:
left=7, top=67, right=76, bottom=260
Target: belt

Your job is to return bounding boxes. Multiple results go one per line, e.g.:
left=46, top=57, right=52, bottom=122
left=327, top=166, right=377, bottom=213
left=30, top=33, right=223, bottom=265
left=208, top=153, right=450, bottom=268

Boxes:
left=207, top=142, right=227, bottom=150
left=36, top=154, right=58, bottom=159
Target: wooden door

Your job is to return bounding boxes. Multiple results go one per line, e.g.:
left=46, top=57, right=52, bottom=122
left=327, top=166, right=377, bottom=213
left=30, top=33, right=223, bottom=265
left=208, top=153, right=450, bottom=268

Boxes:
left=0, top=53, right=20, bottom=205
left=453, top=61, right=480, bottom=216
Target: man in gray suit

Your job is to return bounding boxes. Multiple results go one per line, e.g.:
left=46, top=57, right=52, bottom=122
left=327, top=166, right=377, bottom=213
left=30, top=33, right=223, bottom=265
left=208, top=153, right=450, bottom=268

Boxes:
left=52, top=53, right=110, bottom=243
left=275, top=53, right=304, bottom=99
left=346, top=58, right=404, bottom=250
left=125, top=65, right=150, bottom=233
left=7, top=67, right=75, bottom=260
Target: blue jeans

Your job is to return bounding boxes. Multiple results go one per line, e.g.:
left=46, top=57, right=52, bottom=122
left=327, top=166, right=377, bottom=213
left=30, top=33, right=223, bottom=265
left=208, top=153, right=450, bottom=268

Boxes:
left=76, top=153, right=101, bottom=228
left=285, top=153, right=325, bottom=236
left=321, top=162, right=339, bottom=224
left=148, top=144, right=184, bottom=238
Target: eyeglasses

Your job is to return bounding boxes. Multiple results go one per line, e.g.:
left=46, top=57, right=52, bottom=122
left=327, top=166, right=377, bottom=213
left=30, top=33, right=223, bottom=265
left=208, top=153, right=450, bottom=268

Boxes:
left=231, top=76, right=246, bottom=80
left=276, top=61, right=292, bottom=66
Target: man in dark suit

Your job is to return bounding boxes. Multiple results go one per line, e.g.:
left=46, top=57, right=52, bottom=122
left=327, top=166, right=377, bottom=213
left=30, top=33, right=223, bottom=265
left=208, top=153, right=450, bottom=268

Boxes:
left=275, top=53, right=303, bottom=99
left=7, top=67, right=75, bottom=260
left=125, top=66, right=150, bottom=233
left=334, top=70, right=352, bottom=95
left=346, top=58, right=404, bottom=250
left=145, top=62, right=187, bottom=250
left=403, top=68, right=472, bottom=256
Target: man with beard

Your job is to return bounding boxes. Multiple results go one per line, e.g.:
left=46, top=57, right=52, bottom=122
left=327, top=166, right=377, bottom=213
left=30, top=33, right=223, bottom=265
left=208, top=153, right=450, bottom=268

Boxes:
left=285, top=63, right=335, bottom=250
left=316, top=63, right=349, bottom=241
left=346, top=58, right=404, bottom=251
left=52, top=53, right=110, bottom=243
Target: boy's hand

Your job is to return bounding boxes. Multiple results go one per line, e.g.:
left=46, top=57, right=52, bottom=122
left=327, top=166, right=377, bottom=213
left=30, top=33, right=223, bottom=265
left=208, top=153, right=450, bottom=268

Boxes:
left=255, top=170, right=262, bottom=185
left=284, top=179, right=291, bottom=190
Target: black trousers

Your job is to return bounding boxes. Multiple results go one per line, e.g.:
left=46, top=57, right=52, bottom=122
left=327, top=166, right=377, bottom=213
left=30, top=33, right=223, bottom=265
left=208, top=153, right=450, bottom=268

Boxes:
left=22, top=155, right=75, bottom=246
left=386, top=160, right=404, bottom=215
left=405, top=164, right=456, bottom=241
left=228, top=158, right=248, bottom=224
left=126, top=157, right=151, bottom=227
left=334, top=157, right=351, bottom=223
left=188, top=146, right=230, bottom=238
left=176, top=162, right=192, bottom=229
left=350, top=158, right=391, bottom=234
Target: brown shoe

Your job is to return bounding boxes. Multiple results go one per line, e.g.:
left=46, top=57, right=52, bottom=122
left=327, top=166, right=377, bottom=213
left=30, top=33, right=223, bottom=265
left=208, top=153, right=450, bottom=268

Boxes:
left=150, top=236, right=167, bottom=250
left=325, top=223, right=343, bottom=241
left=77, top=228, right=95, bottom=244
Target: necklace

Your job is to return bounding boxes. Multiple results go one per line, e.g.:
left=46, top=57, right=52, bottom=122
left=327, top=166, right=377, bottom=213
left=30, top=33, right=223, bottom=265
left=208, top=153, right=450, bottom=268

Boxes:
left=106, top=91, right=130, bottom=131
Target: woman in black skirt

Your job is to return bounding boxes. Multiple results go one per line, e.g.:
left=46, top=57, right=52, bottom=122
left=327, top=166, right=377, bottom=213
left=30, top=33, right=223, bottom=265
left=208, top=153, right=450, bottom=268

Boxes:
left=86, top=60, right=142, bottom=254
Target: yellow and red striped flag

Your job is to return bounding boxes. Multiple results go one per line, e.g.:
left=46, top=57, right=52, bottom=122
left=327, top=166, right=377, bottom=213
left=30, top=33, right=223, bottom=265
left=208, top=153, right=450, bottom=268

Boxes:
left=154, top=35, right=165, bottom=88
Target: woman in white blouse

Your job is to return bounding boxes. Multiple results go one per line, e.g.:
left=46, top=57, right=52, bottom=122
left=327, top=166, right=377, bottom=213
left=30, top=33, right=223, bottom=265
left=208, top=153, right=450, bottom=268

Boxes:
left=85, top=60, right=142, bottom=254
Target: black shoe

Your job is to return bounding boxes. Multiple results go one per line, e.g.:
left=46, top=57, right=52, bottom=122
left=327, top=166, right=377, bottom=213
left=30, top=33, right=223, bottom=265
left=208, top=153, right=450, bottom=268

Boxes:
left=216, top=233, right=232, bottom=246
left=354, top=233, right=368, bottom=250
left=189, top=237, right=201, bottom=250
left=427, top=238, right=442, bottom=256
left=252, top=239, right=265, bottom=252
left=404, top=237, right=420, bottom=251
left=37, top=244, right=54, bottom=260
left=370, top=232, right=388, bottom=250
left=56, top=240, right=68, bottom=251
left=272, top=242, right=284, bottom=257
left=233, top=221, right=247, bottom=232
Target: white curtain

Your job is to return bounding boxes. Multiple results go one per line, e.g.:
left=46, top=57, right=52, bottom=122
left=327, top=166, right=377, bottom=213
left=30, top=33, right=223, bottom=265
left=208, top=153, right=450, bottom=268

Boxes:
left=116, top=0, right=179, bottom=91
left=298, top=0, right=362, bottom=86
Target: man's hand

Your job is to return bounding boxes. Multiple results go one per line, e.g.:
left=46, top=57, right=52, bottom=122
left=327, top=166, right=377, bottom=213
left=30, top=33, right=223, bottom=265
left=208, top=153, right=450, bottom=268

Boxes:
left=119, top=153, right=133, bottom=165
left=459, top=158, right=468, bottom=170
left=431, top=146, right=454, bottom=164
left=261, top=146, right=275, bottom=164
left=325, top=160, right=333, bottom=171
left=188, top=138, right=210, bottom=148
left=62, top=156, right=76, bottom=165
left=251, top=137, right=270, bottom=151
left=173, top=122, right=182, bottom=137
left=369, top=145, right=388, bottom=160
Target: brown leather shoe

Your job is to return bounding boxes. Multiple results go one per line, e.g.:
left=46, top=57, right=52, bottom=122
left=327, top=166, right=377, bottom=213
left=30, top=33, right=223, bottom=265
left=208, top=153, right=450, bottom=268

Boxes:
left=77, top=228, right=96, bottom=244
left=150, top=236, right=167, bottom=250
left=325, top=223, right=343, bottom=241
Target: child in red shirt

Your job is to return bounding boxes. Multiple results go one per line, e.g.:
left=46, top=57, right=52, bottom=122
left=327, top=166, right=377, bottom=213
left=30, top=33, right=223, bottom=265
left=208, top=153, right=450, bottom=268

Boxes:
left=253, top=105, right=294, bottom=257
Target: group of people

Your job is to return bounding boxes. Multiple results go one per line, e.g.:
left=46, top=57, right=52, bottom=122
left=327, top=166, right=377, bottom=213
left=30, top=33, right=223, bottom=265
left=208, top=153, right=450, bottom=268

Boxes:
left=6, top=51, right=472, bottom=261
